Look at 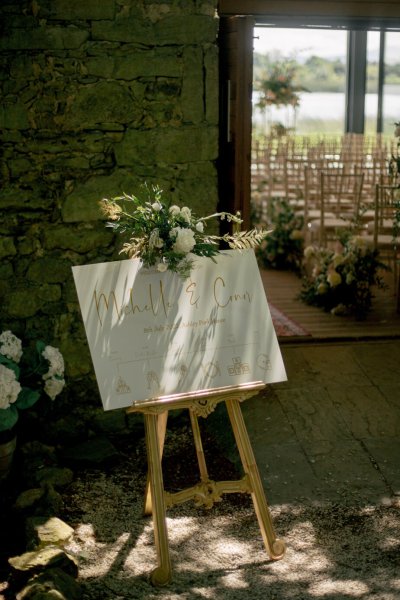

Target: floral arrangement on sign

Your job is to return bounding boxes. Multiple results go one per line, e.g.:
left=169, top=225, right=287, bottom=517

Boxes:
left=0, top=331, right=65, bottom=439
left=255, top=198, right=304, bottom=272
left=100, top=184, right=270, bottom=278
left=299, top=232, right=387, bottom=320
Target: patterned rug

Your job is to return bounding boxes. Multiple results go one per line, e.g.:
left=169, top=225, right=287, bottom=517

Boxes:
left=269, top=303, right=311, bottom=338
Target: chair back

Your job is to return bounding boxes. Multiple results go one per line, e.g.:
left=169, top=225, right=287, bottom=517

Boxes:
left=373, top=184, right=399, bottom=248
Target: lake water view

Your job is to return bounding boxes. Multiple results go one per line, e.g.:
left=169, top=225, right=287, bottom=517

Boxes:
left=253, top=91, right=400, bottom=134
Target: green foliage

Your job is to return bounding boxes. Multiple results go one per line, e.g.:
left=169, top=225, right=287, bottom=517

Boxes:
left=300, top=232, right=388, bottom=320
left=255, top=198, right=305, bottom=271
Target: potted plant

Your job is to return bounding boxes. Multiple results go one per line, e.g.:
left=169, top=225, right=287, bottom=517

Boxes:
left=0, top=331, right=65, bottom=478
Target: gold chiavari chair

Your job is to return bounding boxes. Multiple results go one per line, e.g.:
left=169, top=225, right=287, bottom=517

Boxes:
left=307, top=170, right=365, bottom=246
left=363, top=184, right=400, bottom=285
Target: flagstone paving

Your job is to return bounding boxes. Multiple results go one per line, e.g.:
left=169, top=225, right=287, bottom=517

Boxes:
left=207, top=338, right=400, bottom=505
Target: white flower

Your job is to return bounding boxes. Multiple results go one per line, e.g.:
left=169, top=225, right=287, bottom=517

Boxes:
left=151, top=201, right=162, bottom=212
left=317, top=283, right=328, bottom=294
left=42, top=345, right=64, bottom=379
left=44, top=376, right=65, bottom=400
left=332, top=253, right=345, bottom=267
left=0, top=364, right=21, bottom=409
left=170, top=227, right=196, bottom=254
left=195, top=221, right=204, bottom=233
left=180, top=206, right=192, bottom=223
left=149, top=228, right=164, bottom=249
left=169, top=205, right=181, bottom=216
left=157, top=261, right=168, bottom=272
left=0, top=331, right=23, bottom=363
left=327, top=271, right=342, bottom=287
left=290, top=229, right=303, bottom=240
left=304, top=246, right=315, bottom=260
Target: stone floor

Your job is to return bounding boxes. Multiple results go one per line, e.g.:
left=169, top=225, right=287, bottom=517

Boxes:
left=207, top=338, right=400, bottom=507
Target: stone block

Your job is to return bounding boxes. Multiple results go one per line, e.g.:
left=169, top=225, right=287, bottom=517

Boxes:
left=181, top=47, right=204, bottom=123
left=16, top=567, right=81, bottom=600
left=62, top=171, right=140, bottom=222
left=9, top=546, right=78, bottom=578
left=7, top=289, right=43, bottom=318
left=92, top=17, right=154, bottom=44
left=120, top=52, right=181, bottom=79
left=27, top=258, right=71, bottom=284
left=44, top=225, right=107, bottom=253
left=0, top=27, right=89, bottom=50
left=0, top=185, right=52, bottom=210
left=26, top=516, right=74, bottom=548
left=154, top=15, right=218, bottom=45
left=0, top=103, right=30, bottom=130
left=204, top=45, right=219, bottom=124
left=115, top=126, right=218, bottom=165
left=36, top=284, right=62, bottom=303
left=40, top=0, right=115, bottom=21
left=64, top=81, right=140, bottom=129
left=0, top=237, right=17, bottom=259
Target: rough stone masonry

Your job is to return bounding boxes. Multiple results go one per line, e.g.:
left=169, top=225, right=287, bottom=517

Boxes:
left=0, top=1, right=219, bottom=417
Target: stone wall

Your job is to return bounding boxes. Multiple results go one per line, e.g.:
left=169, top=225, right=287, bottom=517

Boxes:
left=0, top=1, right=219, bottom=409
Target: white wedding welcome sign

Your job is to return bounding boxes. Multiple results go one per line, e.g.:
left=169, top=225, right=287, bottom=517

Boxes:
left=72, top=250, right=287, bottom=411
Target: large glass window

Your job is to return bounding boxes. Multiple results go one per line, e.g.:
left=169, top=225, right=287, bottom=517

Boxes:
left=253, top=26, right=400, bottom=137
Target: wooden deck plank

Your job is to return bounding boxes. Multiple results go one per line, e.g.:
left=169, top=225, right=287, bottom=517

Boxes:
left=260, top=267, right=400, bottom=341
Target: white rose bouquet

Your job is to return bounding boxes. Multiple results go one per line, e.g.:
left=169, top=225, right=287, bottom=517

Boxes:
left=100, top=184, right=269, bottom=278
left=0, top=331, right=65, bottom=438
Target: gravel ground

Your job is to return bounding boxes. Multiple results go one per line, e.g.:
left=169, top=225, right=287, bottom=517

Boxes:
left=60, top=419, right=400, bottom=600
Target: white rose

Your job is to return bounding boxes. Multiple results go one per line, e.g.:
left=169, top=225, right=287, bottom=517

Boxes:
left=169, top=205, right=181, bottom=216
left=149, top=228, right=164, bottom=249
left=0, top=364, right=21, bottom=409
left=157, top=262, right=168, bottom=272
left=151, top=201, right=162, bottom=212
left=332, top=253, right=345, bottom=267
left=304, top=246, right=315, bottom=260
left=317, top=282, right=329, bottom=295
left=44, top=376, right=65, bottom=400
left=170, top=227, right=196, bottom=254
left=195, top=221, right=204, bottom=233
left=327, top=271, right=342, bottom=287
left=180, top=206, right=192, bottom=223
left=0, top=331, right=23, bottom=363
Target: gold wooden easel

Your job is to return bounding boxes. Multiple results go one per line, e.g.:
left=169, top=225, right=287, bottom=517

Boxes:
left=127, top=381, right=286, bottom=586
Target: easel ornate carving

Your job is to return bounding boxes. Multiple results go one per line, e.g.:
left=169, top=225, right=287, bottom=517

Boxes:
left=127, top=381, right=286, bottom=586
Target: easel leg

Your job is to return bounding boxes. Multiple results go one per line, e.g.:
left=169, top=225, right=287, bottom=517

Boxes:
left=189, top=409, right=209, bottom=482
left=225, top=398, right=286, bottom=560
left=143, top=411, right=168, bottom=516
left=144, top=412, right=172, bottom=586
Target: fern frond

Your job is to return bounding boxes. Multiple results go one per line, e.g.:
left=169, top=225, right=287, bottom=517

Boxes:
left=222, top=228, right=271, bottom=250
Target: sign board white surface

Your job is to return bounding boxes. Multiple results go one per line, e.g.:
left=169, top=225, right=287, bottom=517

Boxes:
left=72, top=250, right=287, bottom=410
